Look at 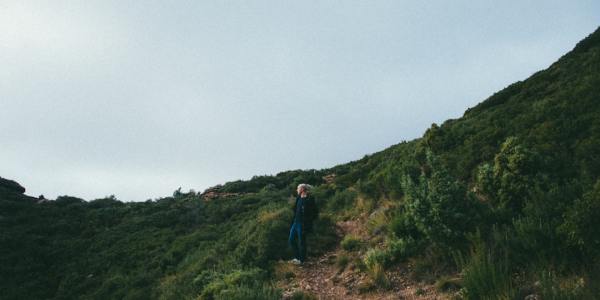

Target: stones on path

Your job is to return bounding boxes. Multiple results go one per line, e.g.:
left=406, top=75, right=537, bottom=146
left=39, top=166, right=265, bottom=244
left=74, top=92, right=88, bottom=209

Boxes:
left=278, top=220, right=447, bottom=300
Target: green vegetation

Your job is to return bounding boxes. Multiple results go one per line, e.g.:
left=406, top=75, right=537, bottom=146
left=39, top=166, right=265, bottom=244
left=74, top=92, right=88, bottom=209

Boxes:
left=335, top=253, right=350, bottom=271
left=289, top=290, right=317, bottom=300
left=363, top=248, right=391, bottom=289
left=341, top=235, right=363, bottom=251
left=2, top=27, right=600, bottom=299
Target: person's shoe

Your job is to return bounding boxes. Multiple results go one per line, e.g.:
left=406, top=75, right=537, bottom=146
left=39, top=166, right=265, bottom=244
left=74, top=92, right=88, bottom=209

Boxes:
left=290, top=258, right=302, bottom=265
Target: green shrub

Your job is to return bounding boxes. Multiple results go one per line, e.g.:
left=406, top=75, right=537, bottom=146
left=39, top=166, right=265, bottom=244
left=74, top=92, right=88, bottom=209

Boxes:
left=235, top=210, right=290, bottom=267
left=389, top=213, right=422, bottom=242
left=223, top=268, right=266, bottom=286
left=363, top=248, right=391, bottom=289
left=290, top=290, right=317, bottom=300
left=510, top=217, right=562, bottom=267
left=561, top=180, right=600, bottom=261
left=399, top=151, right=480, bottom=250
left=475, top=137, right=549, bottom=219
left=326, top=189, right=357, bottom=213
left=215, top=284, right=281, bottom=300
left=199, top=268, right=274, bottom=300
left=307, top=215, right=338, bottom=256
left=536, top=270, right=586, bottom=300
left=366, top=207, right=390, bottom=235
left=193, top=270, right=220, bottom=293
left=369, top=263, right=389, bottom=289
left=455, top=241, right=516, bottom=300
left=387, top=237, right=418, bottom=262
left=341, top=235, right=362, bottom=251
left=336, top=254, right=350, bottom=271
left=363, top=248, right=390, bottom=269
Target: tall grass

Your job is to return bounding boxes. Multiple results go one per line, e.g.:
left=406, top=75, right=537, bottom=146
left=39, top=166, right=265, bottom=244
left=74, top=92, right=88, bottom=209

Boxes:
left=454, top=240, right=516, bottom=300
left=341, top=235, right=363, bottom=251
left=363, top=248, right=391, bottom=289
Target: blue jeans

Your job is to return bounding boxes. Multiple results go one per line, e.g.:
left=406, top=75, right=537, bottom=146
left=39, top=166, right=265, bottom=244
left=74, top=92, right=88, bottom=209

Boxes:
left=288, top=222, right=305, bottom=262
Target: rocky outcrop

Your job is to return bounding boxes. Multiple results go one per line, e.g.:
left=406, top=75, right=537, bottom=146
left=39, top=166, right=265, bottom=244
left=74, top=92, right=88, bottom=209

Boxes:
left=0, top=177, right=26, bottom=194
left=322, top=173, right=336, bottom=184
left=200, top=185, right=242, bottom=201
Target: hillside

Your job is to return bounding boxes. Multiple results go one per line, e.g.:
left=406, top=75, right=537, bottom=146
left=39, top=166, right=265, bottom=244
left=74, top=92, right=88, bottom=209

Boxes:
left=2, top=27, right=600, bottom=299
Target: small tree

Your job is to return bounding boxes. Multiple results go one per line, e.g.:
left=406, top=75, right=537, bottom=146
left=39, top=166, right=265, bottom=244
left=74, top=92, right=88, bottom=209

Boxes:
left=476, top=137, right=544, bottom=214
left=398, top=150, right=479, bottom=250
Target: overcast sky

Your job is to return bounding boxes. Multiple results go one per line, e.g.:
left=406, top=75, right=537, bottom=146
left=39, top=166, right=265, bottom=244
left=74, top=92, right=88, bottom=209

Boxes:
left=1, top=1, right=598, bottom=201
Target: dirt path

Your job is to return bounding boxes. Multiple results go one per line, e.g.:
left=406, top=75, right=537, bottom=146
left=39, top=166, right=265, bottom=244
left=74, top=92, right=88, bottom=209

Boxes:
left=276, top=220, right=448, bottom=300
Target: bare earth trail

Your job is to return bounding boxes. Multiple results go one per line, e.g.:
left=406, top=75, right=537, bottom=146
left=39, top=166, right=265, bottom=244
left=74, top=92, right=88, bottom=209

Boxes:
left=276, top=220, right=448, bottom=300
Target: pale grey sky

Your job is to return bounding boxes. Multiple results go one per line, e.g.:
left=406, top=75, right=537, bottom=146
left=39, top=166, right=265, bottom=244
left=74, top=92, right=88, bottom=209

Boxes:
left=1, top=1, right=598, bottom=201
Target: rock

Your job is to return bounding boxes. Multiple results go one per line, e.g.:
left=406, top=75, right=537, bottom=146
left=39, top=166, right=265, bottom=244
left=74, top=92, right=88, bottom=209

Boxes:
left=199, top=184, right=248, bottom=201
left=322, top=173, right=336, bottom=184
left=0, top=177, right=25, bottom=194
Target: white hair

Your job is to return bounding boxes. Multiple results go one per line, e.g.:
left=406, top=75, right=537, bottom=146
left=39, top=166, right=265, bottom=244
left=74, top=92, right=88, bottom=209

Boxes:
left=297, top=183, right=313, bottom=193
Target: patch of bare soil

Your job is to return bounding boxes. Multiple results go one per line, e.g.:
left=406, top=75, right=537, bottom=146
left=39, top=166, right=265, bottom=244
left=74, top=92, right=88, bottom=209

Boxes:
left=276, top=219, right=449, bottom=300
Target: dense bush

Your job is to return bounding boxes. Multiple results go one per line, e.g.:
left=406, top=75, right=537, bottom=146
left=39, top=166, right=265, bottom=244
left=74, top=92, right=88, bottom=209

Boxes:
left=394, top=151, right=481, bottom=251
left=325, top=189, right=357, bottom=213
left=561, top=180, right=600, bottom=262
left=476, top=137, right=547, bottom=215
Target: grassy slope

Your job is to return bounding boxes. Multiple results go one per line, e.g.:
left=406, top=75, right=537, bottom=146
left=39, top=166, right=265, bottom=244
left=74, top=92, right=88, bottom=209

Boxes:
left=1, top=27, right=599, bottom=299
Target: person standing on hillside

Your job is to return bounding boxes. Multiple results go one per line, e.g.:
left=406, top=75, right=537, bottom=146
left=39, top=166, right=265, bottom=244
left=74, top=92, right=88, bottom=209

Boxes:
left=288, top=183, right=318, bottom=265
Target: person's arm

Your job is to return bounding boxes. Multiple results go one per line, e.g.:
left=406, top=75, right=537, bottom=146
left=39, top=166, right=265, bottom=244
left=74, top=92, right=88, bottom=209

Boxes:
left=291, top=196, right=298, bottom=216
